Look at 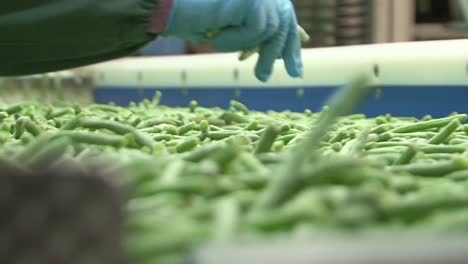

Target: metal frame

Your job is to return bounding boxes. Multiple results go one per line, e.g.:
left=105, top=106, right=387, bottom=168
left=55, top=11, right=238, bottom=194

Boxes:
left=372, top=0, right=415, bottom=43
left=373, top=0, right=468, bottom=42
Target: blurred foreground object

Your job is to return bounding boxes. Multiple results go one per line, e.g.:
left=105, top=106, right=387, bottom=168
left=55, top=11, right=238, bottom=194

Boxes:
left=0, top=163, right=125, bottom=264
left=294, top=0, right=373, bottom=47
left=192, top=236, right=468, bottom=264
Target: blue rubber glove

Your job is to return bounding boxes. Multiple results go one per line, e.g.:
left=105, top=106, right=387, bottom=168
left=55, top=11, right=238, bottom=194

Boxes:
left=162, top=0, right=303, bottom=82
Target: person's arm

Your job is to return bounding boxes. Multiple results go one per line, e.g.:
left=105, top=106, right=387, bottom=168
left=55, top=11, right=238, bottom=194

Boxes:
left=1, top=0, right=303, bottom=82
left=0, top=0, right=168, bottom=76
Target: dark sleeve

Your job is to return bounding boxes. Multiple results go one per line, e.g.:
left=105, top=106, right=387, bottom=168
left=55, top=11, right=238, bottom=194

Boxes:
left=0, top=0, right=161, bottom=76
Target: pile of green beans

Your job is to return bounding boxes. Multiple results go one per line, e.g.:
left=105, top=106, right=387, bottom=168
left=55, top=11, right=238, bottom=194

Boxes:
left=0, top=83, right=468, bottom=264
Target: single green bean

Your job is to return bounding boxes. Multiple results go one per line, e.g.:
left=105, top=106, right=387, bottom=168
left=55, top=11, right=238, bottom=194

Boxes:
left=428, top=119, right=461, bottom=144
left=220, top=111, right=249, bottom=124
left=230, top=100, right=249, bottom=115
left=175, top=137, right=199, bottom=153
left=388, top=157, right=468, bottom=177
left=393, top=145, right=418, bottom=165
left=56, top=131, right=127, bottom=147
left=60, top=116, right=81, bottom=130
left=4, top=105, right=22, bottom=115
left=213, top=197, right=240, bottom=241
left=389, top=114, right=466, bottom=133
left=254, top=75, right=374, bottom=211
left=446, top=170, right=468, bottom=181
left=255, top=125, right=280, bottom=154
left=178, top=122, right=197, bottom=135
left=79, top=118, right=154, bottom=150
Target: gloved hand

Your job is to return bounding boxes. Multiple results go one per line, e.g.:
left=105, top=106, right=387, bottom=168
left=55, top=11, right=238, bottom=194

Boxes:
left=162, top=0, right=303, bottom=82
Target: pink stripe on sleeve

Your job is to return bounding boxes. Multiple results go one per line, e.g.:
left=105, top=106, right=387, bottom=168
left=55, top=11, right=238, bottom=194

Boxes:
left=149, top=0, right=174, bottom=33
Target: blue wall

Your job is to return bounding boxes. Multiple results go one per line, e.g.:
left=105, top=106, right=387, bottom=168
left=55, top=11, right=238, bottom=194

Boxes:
left=94, top=85, right=468, bottom=118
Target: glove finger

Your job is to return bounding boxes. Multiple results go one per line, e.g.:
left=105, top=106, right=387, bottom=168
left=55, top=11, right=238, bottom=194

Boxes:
left=282, top=14, right=304, bottom=78
left=255, top=17, right=290, bottom=82
left=213, top=0, right=278, bottom=52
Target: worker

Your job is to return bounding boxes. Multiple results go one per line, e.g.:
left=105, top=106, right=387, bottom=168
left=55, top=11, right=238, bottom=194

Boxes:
left=1, top=0, right=303, bottom=82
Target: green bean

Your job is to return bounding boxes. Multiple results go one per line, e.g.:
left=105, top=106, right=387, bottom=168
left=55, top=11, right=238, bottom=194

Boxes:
left=178, top=122, right=197, bottom=135
left=130, top=117, right=142, bottom=127
left=446, top=170, right=468, bottom=182
left=428, top=119, right=461, bottom=144
left=230, top=100, right=249, bottom=115
left=14, top=117, right=26, bottom=139
left=175, top=137, right=199, bottom=153
left=154, top=134, right=173, bottom=142
left=14, top=134, right=54, bottom=160
left=206, top=131, right=239, bottom=140
left=60, top=115, right=81, bottom=130
left=273, top=141, right=285, bottom=152
left=191, top=117, right=226, bottom=126
left=220, top=111, right=249, bottom=124
left=56, top=131, right=127, bottom=147
left=256, top=152, right=284, bottom=164
left=367, top=153, right=400, bottom=164
left=152, top=91, right=162, bottom=106
left=388, top=157, right=468, bottom=177
left=425, top=153, right=456, bottom=161
left=367, top=146, right=407, bottom=155
left=18, top=117, right=42, bottom=137
left=0, top=111, right=8, bottom=121
left=255, top=125, right=280, bottom=154
left=254, top=75, right=374, bottom=211
left=207, top=144, right=239, bottom=171
left=89, top=104, right=121, bottom=113
left=27, top=136, right=71, bottom=169
left=388, top=175, right=419, bottom=194
left=213, top=197, right=240, bottom=241
left=81, top=118, right=135, bottom=134
left=335, top=204, right=377, bottom=228
left=183, top=143, right=225, bottom=162
left=393, top=145, right=418, bottom=165
left=80, top=118, right=154, bottom=150
left=199, top=120, right=210, bottom=134
left=328, top=130, right=348, bottom=143
left=366, top=141, right=411, bottom=149
left=420, top=145, right=467, bottom=154
left=245, top=120, right=259, bottom=131
left=449, top=138, right=468, bottom=145
left=142, top=176, right=215, bottom=195
left=189, top=100, right=198, bottom=113
left=301, top=158, right=384, bottom=186
left=389, top=114, right=467, bottom=133
left=127, top=224, right=207, bottom=259
left=163, top=125, right=180, bottom=135
left=238, top=152, right=268, bottom=174
left=382, top=132, right=436, bottom=140
left=276, top=134, right=297, bottom=144
left=46, top=108, right=70, bottom=119
left=339, top=130, right=369, bottom=158
left=375, top=116, right=388, bottom=125
left=381, top=191, right=468, bottom=221
left=4, top=105, right=22, bottom=115
left=369, top=124, right=392, bottom=134
left=138, top=118, right=180, bottom=128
